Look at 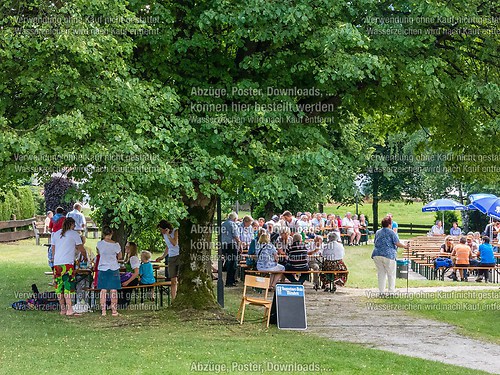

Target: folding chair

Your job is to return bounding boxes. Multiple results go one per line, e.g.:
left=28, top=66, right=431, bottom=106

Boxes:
left=236, top=275, right=272, bottom=327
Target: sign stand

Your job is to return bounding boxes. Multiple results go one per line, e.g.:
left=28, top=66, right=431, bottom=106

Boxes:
left=274, top=283, right=307, bottom=330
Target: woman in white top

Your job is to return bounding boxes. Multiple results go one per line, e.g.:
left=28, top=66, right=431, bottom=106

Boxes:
left=320, top=232, right=348, bottom=291
left=51, top=217, right=87, bottom=316
left=97, top=226, right=122, bottom=316
left=156, top=220, right=180, bottom=299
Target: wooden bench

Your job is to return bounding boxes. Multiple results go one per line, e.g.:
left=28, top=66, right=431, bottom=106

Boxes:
left=85, top=281, right=172, bottom=309
left=83, top=217, right=99, bottom=238
left=245, top=269, right=349, bottom=293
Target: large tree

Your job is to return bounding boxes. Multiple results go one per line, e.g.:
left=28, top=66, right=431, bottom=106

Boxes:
left=1, top=0, right=498, bottom=309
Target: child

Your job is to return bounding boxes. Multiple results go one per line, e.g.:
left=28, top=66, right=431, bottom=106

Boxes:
left=139, top=251, right=156, bottom=285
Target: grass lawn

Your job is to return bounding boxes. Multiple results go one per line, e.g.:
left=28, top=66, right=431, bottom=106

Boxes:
left=0, top=239, right=491, bottom=375
left=368, top=291, right=500, bottom=345
left=325, top=201, right=450, bottom=227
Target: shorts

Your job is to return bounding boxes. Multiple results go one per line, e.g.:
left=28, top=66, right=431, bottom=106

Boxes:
left=53, top=264, right=76, bottom=294
left=346, top=228, right=354, bottom=235
left=168, top=255, right=181, bottom=278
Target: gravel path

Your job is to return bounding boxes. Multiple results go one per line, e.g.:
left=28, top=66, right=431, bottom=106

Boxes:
left=306, top=285, right=500, bottom=374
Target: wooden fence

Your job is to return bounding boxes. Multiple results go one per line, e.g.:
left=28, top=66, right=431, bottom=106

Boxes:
left=0, top=217, right=36, bottom=242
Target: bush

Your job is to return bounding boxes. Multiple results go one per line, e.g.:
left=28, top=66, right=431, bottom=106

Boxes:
left=16, top=186, right=36, bottom=219
left=31, top=186, right=46, bottom=215
left=0, top=187, right=35, bottom=221
left=44, top=177, right=76, bottom=213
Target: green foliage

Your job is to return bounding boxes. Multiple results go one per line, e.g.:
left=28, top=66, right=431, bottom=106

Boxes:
left=1, top=0, right=499, bottom=307
left=0, top=186, right=35, bottom=220
left=129, top=226, right=165, bottom=254
left=15, top=186, right=35, bottom=219
left=30, top=186, right=46, bottom=215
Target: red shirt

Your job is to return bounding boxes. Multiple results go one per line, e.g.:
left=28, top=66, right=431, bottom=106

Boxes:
left=49, top=215, right=65, bottom=233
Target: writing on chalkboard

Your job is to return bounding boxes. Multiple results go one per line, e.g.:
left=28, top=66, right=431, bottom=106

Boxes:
left=276, top=285, right=305, bottom=297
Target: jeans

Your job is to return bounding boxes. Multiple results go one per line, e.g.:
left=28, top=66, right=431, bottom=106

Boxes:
left=222, top=243, right=238, bottom=285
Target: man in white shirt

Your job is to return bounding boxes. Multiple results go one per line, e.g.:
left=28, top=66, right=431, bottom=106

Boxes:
left=341, top=212, right=355, bottom=245
left=281, top=211, right=299, bottom=232
left=431, top=220, right=444, bottom=236
left=66, top=203, right=86, bottom=232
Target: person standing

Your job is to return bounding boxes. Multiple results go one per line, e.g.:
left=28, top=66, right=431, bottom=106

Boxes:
left=387, top=213, right=398, bottom=234
left=239, top=216, right=254, bottom=251
left=371, top=216, right=408, bottom=296
left=44, top=211, right=53, bottom=233
left=51, top=217, right=87, bottom=316
left=66, top=203, right=86, bottom=232
left=97, top=226, right=122, bottom=316
left=49, top=207, right=66, bottom=233
left=155, top=220, right=180, bottom=299
left=219, top=213, right=241, bottom=287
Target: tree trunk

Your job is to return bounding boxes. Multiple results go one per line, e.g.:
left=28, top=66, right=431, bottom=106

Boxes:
left=174, top=191, right=219, bottom=310
left=372, top=172, right=379, bottom=232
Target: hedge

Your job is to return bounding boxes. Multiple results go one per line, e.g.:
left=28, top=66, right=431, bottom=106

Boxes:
left=0, top=186, right=36, bottom=221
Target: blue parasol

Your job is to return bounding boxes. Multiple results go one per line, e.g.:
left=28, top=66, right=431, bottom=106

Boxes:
left=422, top=199, right=467, bottom=232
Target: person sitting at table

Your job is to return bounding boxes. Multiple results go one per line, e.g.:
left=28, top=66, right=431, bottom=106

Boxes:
left=359, top=214, right=369, bottom=243
left=440, top=236, right=454, bottom=254
left=139, top=251, right=156, bottom=285
left=466, top=235, right=480, bottom=267
left=341, top=212, right=355, bottom=245
left=307, top=235, right=323, bottom=290
left=450, top=237, right=472, bottom=282
left=247, top=228, right=266, bottom=269
left=284, top=233, right=310, bottom=284
left=97, top=226, right=122, bottom=316
left=430, top=220, right=444, bottom=236
left=276, top=227, right=292, bottom=265
left=321, top=232, right=348, bottom=290
left=449, top=222, right=462, bottom=236
left=120, top=242, right=140, bottom=307
left=473, top=232, right=481, bottom=245
left=256, top=232, right=285, bottom=288
left=476, top=236, right=496, bottom=282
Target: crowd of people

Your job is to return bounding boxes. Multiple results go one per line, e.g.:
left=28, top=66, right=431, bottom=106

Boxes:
left=221, top=210, right=356, bottom=290
left=46, top=203, right=174, bottom=316
left=44, top=202, right=497, bottom=312
left=438, top=234, right=497, bottom=282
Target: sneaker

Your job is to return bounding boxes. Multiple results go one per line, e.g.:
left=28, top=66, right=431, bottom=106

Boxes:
left=475, top=277, right=483, bottom=282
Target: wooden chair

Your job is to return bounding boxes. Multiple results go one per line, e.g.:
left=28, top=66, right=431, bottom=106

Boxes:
left=237, top=275, right=272, bottom=327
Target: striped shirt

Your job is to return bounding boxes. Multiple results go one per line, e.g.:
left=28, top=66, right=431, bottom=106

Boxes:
left=287, top=241, right=309, bottom=269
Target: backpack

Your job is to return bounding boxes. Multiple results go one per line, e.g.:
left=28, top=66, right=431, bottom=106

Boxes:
left=434, top=257, right=453, bottom=268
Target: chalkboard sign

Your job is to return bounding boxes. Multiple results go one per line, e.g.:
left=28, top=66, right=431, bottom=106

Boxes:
left=275, top=284, right=307, bottom=330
